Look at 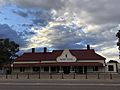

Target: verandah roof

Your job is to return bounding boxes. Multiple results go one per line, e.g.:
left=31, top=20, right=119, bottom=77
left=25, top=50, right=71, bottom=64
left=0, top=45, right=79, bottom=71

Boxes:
left=13, top=62, right=103, bottom=67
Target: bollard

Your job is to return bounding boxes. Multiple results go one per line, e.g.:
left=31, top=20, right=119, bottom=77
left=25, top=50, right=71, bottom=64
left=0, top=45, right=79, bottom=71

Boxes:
left=73, top=73, right=75, bottom=79
left=6, top=74, right=8, bottom=79
left=16, top=73, right=18, bottom=79
left=62, top=73, right=64, bottom=79
left=38, top=72, right=40, bottom=79
left=50, top=73, right=52, bottom=79
left=98, top=73, right=100, bottom=79
left=27, top=73, right=30, bottom=79
left=110, top=73, right=112, bottom=79
left=85, top=73, right=88, bottom=79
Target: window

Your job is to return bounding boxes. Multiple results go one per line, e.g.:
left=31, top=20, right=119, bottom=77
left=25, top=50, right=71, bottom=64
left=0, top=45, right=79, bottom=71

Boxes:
left=0, top=68, right=2, bottom=70
left=51, top=67, right=56, bottom=73
left=108, top=65, right=114, bottom=71
left=32, top=67, right=40, bottom=72
left=84, top=66, right=87, bottom=73
left=65, top=54, right=67, bottom=58
left=93, top=66, right=98, bottom=71
left=44, top=67, right=49, bottom=72
left=71, top=66, right=75, bottom=71
left=95, top=66, right=98, bottom=71
left=20, top=67, right=25, bottom=72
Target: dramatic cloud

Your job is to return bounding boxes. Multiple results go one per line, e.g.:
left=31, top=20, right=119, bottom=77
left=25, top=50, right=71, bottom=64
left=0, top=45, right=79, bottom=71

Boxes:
left=1, top=0, right=120, bottom=25
left=0, top=0, right=120, bottom=61
left=0, top=0, right=8, bottom=6
left=28, top=25, right=85, bottom=49
left=30, top=9, right=53, bottom=26
left=0, top=24, right=27, bottom=47
left=10, top=0, right=65, bottom=10
left=12, top=10, right=28, bottom=17
left=70, top=0, right=120, bottom=25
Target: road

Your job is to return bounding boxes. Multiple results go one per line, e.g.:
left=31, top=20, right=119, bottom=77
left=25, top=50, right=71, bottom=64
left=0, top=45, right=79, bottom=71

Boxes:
left=0, top=79, right=120, bottom=90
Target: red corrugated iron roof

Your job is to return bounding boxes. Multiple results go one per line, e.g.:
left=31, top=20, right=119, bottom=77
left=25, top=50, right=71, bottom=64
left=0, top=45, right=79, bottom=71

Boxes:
left=52, top=49, right=105, bottom=60
left=15, top=49, right=105, bottom=62
left=70, top=49, right=105, bottom=60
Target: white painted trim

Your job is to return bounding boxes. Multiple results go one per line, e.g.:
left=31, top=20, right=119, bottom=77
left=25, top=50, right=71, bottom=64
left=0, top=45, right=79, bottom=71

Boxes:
left=77, top=60, right=104, bottom=63
left=106, top=63, right=117, bottom=72
left=41, top=61, right=56, bottom=63
left=13, top=61, right=40, bottom=64
left=77, top=60, right=105, bottom=66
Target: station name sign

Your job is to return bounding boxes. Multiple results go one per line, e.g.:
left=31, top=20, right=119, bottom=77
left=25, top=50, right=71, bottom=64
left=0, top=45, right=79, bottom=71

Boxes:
left=59, top=58, right=74, bottom=61
left=56, top=49, right=77, bottom=62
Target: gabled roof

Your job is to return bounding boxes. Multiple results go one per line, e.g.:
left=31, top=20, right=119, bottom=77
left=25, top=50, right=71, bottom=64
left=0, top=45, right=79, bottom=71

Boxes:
left=52, top=49, right=105, bottom=60
left=15, top=49, right=105, bottom=62
left=108, top=60, right=118, bottom=63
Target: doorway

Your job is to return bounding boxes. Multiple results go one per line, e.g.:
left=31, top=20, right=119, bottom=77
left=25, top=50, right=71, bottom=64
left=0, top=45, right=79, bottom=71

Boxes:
left=63, top=66, right=70, bottom=74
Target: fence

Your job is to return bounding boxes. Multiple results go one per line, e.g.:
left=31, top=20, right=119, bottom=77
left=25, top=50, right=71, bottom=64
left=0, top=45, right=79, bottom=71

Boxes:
left=0, top=73, right=120, bottom=80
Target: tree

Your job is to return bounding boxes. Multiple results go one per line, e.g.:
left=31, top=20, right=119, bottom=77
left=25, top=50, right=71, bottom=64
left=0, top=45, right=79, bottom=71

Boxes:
left=0, top=38, right=19, bottom=65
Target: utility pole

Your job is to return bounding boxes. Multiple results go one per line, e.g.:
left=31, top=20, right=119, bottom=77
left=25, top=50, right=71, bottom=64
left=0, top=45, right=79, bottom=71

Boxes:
left=116, top=30, right=120, bottom=59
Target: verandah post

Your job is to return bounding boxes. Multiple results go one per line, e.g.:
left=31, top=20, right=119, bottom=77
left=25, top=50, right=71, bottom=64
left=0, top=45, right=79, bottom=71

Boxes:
left=62, top=72, right=64, bottom=79
left=50, top=73, right=52, bottom=79
left=98, top=73, right=100, bottom=79
left=6, top=73, right=8, bottom=79
left=110, top=73, right=112, bottom=79
left=27, top=73, right=29, bottom=79
left=73, top=72, right=75, bottom=79
left=16, top=73, right=18, bottom=79
left=85, top=73, right=88, bottom=79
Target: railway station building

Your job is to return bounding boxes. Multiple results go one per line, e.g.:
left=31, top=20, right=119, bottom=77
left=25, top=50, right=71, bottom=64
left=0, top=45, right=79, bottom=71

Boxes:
left=11, top=45, right=106, bottom=74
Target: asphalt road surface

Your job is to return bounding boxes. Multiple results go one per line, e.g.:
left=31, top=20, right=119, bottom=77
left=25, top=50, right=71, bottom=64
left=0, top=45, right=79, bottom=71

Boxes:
left=0, top=79, right=120, bottom=90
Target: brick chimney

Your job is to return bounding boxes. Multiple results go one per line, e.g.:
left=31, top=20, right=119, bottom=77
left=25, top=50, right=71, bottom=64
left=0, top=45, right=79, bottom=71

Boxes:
left=44, top=47, right=47, bottom=53
left=32, top=48, right=35, bottom=53
left=87, top=45, right=90, bottom=50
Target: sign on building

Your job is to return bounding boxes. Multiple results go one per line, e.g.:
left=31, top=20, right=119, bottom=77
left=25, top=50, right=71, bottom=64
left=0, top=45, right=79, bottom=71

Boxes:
left=57, top=49, right=77, bottom=62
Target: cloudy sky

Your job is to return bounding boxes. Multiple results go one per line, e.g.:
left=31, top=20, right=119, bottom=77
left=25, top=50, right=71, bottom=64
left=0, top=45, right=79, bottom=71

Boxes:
left=0, top=0, right=120, bottom=61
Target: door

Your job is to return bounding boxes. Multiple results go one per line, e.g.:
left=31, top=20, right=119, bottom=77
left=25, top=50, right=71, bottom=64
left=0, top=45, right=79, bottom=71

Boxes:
left=75, top=66, right=83, bottom=74
left=84, top=66, right=87, bottom=74
left=79, top=66, right=83, bottom=74
left=63, top=66, right=70, bottom=74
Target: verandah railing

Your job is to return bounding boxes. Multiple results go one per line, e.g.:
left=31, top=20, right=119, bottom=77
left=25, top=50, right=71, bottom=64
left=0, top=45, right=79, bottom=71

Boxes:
left=0, top=73, right=120, bottom=80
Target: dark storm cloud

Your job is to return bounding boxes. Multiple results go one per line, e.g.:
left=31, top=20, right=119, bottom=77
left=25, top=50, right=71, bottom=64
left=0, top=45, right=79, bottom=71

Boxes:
left=0, top=24, right=28, bottom=47
left=24, top=30, right=36, bottom=35
left=12, top=10, right=28, bottom=17
left=68, top=0, right=120, bottom=25
left=40, top=23, right=118, bottom=59
left=32, top=19, right=48, bottom=26
left=52, top=43, right=86, bottom=50
left=0, top=11, right=2, bottom=14
left=1, top=0, right=120, bottom=25
left=11, top=0, right=65, bottom=10
left=21, top=24, right=34, bottom=27
left=29, top=9, right=54, bottom=26
left=83, top=24, right=118, bottom=46
left=44, top=25, right=86, bottom=49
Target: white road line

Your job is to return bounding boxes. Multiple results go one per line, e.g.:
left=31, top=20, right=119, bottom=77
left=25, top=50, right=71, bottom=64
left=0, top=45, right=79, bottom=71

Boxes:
left=0, top=83, right=120, bottom=86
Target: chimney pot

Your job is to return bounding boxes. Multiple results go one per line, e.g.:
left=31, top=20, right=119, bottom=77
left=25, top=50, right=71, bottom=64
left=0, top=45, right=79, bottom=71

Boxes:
left=32, top=48, right=35, bottom=53
left=44, top=47, right=47, bottom=53
left=87, top=45, right=90, bottom=50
